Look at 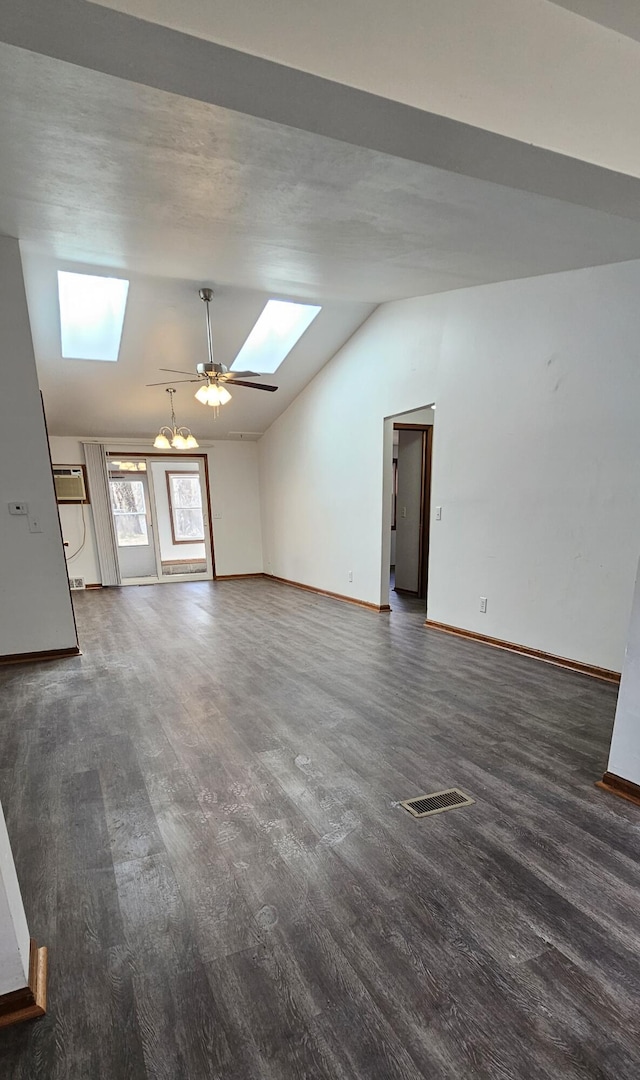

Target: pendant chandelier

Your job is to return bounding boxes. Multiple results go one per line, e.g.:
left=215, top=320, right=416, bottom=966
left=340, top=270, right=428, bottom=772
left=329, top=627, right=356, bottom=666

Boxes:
left=153, top=387, right=199, bottom=449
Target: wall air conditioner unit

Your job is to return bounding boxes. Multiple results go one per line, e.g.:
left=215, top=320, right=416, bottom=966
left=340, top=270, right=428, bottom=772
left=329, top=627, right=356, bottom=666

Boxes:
left=53, top=465, right=88, bottom=503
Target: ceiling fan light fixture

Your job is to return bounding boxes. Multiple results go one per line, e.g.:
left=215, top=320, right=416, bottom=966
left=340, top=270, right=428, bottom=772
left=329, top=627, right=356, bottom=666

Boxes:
left=195, top=381, right=232, bottom=407
left=195, top=383, right=211, bottom=405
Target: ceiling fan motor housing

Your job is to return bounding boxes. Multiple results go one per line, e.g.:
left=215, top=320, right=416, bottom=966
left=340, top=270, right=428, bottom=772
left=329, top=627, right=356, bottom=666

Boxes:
left=196, top=361, right=227, bottom=376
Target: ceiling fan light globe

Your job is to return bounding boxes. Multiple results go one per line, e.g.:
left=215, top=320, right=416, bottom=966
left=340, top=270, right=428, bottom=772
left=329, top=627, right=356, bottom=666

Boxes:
left=172, top=434, right=188, bottom=449
left=198, top=384, right=221, bottom=406
left=153, top=433, right=171, bottom=449
left=217, top=385, right=232, bottom=405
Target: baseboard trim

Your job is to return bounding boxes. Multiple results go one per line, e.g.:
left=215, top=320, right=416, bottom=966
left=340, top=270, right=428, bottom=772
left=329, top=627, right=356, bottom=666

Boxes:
left=84, top=583, right=103, bottom=590
left=424, top=620, right=620, bottom=684
left=596, top=771, right=640, bottom=808
left=265, top=574, right=390, bottom=612
left=0, top=645, right=81, bottom=667
left=215, top=573, right=264, bottom=580
left=0, top=940, right=47, bottom=1029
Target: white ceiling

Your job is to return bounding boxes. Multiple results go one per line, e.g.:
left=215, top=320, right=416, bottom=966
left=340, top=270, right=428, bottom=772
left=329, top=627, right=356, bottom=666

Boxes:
left=4, top=40, right=640, bottom=437
left=6, top=45, right=640, bottom=306
left=24, top=254, right=373, bottom=439
left=84, top=0, right=640, bottom=181
left=547, top=1, right=640, bottom=43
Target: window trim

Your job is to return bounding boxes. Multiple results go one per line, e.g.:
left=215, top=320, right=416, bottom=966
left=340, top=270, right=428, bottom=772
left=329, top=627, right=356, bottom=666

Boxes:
left=166, top=471, right=205, bottom=546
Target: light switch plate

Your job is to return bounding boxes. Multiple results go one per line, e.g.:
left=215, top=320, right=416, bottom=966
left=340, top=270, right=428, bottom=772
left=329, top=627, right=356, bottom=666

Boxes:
left=8, top=502, right=28, bottom=515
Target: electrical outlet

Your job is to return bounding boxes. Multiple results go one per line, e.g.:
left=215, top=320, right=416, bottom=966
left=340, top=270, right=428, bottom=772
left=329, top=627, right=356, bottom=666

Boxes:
left=348, top=570, right=353, bottom=582
left=435, top=506, right=442, bottom=520
left=401, top=506, right=407, bottom=518
left=479, top=596, right=488, bottom=613
left=28, top=512, right=43, bottom=534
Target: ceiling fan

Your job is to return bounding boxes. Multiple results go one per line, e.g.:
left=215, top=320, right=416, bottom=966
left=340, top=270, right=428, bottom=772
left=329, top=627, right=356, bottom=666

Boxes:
left=147, top=288, right=278, bottom=410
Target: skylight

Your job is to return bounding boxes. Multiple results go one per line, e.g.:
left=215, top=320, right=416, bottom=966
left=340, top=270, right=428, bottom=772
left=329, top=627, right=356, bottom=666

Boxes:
left=57, top=271, right=129, bottom=361
left=231, top=299, right=321, bottom=374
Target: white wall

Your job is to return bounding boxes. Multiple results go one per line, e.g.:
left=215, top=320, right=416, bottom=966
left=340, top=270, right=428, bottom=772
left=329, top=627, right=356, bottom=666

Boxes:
left=0, top=800, right=30, bottom=995
left=49, top=437, right=101, bottom=585
left=206, top=441, right=263, bottom=575
left=259, top=258, right=640, bottom=671
left=0, top=237, right=77, bottom=655
left=607, top=557, right=640, bottom=785
left=49, top=437, right=264, bottom=580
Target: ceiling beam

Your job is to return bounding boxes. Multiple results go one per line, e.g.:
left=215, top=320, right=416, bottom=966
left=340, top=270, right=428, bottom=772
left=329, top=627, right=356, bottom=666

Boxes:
left=3, top=0, right=640, bottom=222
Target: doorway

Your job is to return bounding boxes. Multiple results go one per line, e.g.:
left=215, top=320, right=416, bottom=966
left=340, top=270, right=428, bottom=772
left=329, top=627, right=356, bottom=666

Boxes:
left=107, top=454, right=214, bottom=585
left=388, top=408, right=434, bottom=611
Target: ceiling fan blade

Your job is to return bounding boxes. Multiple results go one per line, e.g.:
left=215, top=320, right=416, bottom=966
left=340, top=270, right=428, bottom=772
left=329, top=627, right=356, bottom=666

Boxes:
left=145, top=379, right=201, bottom=386
left=159, top=368, right=200, bottom=376
left=225, top=370, right=261, bottom=379
left=229, top=379, right=278, bottom=392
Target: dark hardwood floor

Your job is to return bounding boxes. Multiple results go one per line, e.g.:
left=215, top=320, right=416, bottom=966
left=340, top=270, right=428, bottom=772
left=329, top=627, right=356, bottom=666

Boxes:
left=0, top=578, right=638, bottom=1079
left=389, top=568, right=427, bottom=614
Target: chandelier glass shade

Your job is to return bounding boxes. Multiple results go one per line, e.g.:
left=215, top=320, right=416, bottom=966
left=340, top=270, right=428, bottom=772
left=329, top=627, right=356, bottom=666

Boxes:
left=153, top=388, right=198, bottom=449
left=195, top=379, right=232, bottom=407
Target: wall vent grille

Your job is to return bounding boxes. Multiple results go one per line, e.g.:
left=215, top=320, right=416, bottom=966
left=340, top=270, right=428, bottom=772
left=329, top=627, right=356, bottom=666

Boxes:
left=69, top=577, right=86, bottom=591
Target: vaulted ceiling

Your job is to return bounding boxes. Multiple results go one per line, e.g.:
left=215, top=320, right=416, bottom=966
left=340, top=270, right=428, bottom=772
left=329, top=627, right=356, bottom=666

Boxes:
left=3, top=2, right=640, bottom=438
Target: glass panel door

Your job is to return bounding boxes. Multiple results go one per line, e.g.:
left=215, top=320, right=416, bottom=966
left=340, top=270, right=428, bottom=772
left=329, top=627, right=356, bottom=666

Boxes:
left=108, top=461, right=158, bottom=581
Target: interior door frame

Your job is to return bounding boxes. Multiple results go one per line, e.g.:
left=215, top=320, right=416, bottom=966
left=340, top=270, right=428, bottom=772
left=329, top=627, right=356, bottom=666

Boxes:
left=106, top=451, right=216, bottom=583
left=393, top=423, right=433, bottom=600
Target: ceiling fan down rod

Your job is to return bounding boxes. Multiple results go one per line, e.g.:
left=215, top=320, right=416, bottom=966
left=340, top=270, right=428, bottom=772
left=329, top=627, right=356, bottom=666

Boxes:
left=199, top=287, right=215, bottom=369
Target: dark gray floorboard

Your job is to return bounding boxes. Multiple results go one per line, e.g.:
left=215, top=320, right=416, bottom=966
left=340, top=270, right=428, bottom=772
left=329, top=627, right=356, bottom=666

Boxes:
left=0, top=577, right=636, bottom=1078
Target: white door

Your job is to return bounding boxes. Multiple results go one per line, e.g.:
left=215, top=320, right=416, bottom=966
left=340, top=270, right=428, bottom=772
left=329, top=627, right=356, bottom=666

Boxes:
left=395, top=429, right=424, bottom=593
left=108, top=466, right=158, bottom=581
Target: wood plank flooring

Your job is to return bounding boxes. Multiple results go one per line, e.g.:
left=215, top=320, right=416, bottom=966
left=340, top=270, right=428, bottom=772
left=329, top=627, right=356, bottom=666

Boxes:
left=0, top=577, right=638, bottom=1079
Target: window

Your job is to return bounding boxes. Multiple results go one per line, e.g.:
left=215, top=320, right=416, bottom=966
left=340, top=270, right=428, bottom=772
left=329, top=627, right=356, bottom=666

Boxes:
left=109, top=478, right=149, bottom=546
left=57, top=271, right=129, bottom=361
left=167, top=472, right=205, bottom=544
left=231, top=299, right=321, bottom=374
left=108, top=460, right=146, bottom=472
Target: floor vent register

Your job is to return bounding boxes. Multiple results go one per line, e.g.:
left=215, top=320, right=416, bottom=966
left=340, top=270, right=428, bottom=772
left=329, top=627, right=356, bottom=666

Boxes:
left=401, top=788, right=474, bottom=818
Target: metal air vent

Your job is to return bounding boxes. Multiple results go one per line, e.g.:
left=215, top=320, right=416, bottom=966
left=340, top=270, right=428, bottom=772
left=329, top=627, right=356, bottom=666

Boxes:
left=401, top=788, right=474, bottom=818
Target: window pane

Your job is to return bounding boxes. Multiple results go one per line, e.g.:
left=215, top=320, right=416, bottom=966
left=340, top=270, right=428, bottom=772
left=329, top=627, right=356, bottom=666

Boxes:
left=175, top=507, right=204, bottom=541
left=114, top=513, right=148, bottom=546
left=110, top=479, right=146, bottom=513
left=171, top=476, right=201, bottom=509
